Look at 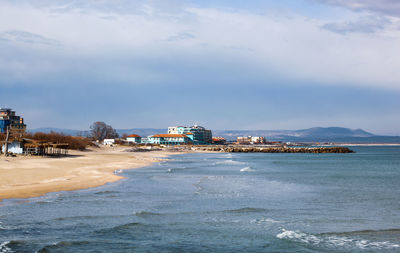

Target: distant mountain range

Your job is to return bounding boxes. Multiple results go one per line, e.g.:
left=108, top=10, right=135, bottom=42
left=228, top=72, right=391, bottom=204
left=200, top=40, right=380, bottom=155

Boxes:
left=28, top=127, right=400, bottom=143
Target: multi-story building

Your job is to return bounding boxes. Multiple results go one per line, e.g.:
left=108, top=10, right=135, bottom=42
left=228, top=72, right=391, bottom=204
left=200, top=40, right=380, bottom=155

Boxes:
left=0, top=108, right=26, bottom=135
left=147, top=134, right=192, bottom=145
left=168, top=124, right=212, bottom=145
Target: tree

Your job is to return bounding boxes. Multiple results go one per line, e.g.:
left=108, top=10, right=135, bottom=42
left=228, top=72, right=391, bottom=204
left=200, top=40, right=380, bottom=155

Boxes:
left=90, top=121, right=119, bottom=141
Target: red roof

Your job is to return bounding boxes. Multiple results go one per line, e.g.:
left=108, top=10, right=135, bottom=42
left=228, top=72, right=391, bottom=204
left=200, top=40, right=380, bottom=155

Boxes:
left=185, top=132, right=194, bottom=135
left=127, top=134, right=141, bottom=138
left=213, top=137, right=226, bottom=141
left=152, top=134, right=188, bottom=138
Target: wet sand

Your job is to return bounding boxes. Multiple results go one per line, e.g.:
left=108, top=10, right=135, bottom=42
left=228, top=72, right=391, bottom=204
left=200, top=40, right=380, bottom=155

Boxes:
left=0, top=146, right=181, bottom=201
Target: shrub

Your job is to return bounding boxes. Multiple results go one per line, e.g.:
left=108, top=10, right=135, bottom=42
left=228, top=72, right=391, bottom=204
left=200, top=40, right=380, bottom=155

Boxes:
left=24, top=132, right=93, bottom=150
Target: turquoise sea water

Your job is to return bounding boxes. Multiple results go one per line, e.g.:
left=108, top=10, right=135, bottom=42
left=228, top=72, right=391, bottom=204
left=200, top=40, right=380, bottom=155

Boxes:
left=1, top=146, right=400, bottom=252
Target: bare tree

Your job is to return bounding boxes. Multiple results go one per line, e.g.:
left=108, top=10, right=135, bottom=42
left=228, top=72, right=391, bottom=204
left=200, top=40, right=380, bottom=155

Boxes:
left=90, top=121, right=119, bottom=141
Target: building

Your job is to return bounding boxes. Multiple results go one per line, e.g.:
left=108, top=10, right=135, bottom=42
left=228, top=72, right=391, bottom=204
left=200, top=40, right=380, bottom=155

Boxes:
left=212, top=137, right=226, bottom=145
left=1, top=138, right=69, bottom=156
left=1, top=140, right=23, bottom=154
left=0, top=108, right=26, bottom=135
left=103, top=139, right=115, bottom=145
left=126, top=134, right=142, bottom=144
left=147, top=134, right=192, bottom=145
left=251, top=136, right=266, bottom=144
left=237, top=136, right=266, bottom=145
left=168, top=125, right=212, bottom=145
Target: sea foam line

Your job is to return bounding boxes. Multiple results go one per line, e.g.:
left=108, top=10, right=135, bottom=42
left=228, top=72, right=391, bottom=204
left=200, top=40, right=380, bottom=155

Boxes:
left=276, top=229, right=400, bottom=250
left=0, top=241, right=14, bottom=253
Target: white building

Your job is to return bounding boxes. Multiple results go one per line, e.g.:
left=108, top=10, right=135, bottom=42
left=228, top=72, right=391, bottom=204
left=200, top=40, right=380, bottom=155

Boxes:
left=2, top=140, right=23, bottom=154
left=103, top=139, right=115, bottom=145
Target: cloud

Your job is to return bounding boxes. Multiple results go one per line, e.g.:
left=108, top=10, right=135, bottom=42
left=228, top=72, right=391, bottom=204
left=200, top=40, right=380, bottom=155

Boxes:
left=317, top=0, right=400, bottom=17
left=0, top=30, right=61, bottom=47
left=167, top=31, right=195, bottom=42
left=0, top=1, right=399, bottom=133
left=321, top=15, right=391, bottom=34
left=0, top=1, right=400, bottom=91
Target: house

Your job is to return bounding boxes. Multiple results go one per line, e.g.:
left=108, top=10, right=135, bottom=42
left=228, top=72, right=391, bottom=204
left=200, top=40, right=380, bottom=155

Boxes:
left=237, top=136, right=266, bottom=145
left=212, top=137, right=226, bottom=145
left=147, top=134, right=191, bottom=145
left=103, top=139, right=115, bottom=145
left=126, top=134, right=141, bottom=144
left=1, top=140, right=23, bottom=154
left=251, top=136, right=266, bottom=144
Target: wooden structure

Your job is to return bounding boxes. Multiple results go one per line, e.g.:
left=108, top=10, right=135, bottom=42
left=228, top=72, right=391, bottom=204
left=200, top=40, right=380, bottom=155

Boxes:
left=24, top=140, right=69, bottom=156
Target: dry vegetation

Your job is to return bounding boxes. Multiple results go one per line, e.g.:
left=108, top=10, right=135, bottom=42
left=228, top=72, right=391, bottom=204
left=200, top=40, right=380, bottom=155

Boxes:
left=22, top=132, right=94, bottom=150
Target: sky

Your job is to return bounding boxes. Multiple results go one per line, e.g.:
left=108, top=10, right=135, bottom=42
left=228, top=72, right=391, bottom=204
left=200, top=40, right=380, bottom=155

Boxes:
left=0, top=0, right=399, bottom=135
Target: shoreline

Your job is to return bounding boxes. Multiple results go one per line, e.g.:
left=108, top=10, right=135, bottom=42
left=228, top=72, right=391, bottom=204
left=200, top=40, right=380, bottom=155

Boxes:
left=0, top=146, right=186, bottom=202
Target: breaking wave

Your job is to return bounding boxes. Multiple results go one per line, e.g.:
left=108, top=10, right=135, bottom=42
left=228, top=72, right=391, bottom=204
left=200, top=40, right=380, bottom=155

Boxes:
left=240, top=166, right=255, bottom=172
left=0, top=241, right=13, bottom=253
left=215, top=160, right=246, bottom=165
left=250, top=217, right=281, bottom=224
left=277, top=229, right=400, bottom=250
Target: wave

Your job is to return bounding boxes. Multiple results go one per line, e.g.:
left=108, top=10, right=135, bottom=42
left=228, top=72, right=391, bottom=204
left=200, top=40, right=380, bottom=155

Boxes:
left=240, top=166, right=255, bottom=172
left=133, top=211, right=162, bottom=217
left=94, top=190, right=119, bottom=195
left=277, top=229, right=400, bottom=250
left=36, top=240, right=90, bottom=252
left=215, top=160, right=245, bottom=165
left=95, top=222, right=146, bottom=235
left=0, top=222, right=22, bottom=231
left=250, top=217, right=281, bottom=224
left=224, top=207, right=267, bottom=213
left=0, top=241, right=13, bottom=253
left=167, top=167, right=189, bottom=173
left=321, top=228, right=400, bottom=237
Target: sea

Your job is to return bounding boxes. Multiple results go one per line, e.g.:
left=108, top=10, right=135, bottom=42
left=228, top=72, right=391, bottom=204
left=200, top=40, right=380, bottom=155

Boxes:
left=1, top=146, right=400, bottom=253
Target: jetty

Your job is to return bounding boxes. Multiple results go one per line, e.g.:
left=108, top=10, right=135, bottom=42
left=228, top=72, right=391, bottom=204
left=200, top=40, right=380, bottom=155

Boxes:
left=191, top=146, right=354, bottom=153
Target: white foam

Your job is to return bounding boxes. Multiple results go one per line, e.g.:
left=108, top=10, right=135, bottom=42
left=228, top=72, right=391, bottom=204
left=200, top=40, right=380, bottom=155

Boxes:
left=215, top=160, right=245, bottom=165
left=277, top=229, right=321, bottom=244
left=240, top=166, right=255, bottom=172
left=250, top=217, right=280, bottom=225
left=0, top=241, right=13, bottom=253
left=276, top=229, right=400, bottom=250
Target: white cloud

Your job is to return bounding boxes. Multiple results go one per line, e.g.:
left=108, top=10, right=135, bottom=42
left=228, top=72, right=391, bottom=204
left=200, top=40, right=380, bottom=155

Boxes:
left=0, top=1, right=400, bottom=90
left=321, top=15, right=391, bottom=34
left=317, top=0, right=400, bottom=17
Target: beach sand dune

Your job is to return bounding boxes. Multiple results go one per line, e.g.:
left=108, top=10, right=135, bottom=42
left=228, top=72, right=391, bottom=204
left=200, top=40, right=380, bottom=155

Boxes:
left=0, top=146, right=177, bottom=201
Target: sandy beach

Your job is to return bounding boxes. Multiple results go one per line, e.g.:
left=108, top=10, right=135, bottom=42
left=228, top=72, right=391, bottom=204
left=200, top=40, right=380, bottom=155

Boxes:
left=0, top=146, right=181, bottom=201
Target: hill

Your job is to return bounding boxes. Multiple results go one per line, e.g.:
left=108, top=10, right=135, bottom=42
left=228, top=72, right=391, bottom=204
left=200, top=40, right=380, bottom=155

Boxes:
left=27, top=127, right=400, bottom=143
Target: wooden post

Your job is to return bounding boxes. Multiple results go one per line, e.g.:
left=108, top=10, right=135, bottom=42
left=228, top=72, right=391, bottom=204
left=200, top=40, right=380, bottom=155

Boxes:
left=4, top=125, right=9, bottom=156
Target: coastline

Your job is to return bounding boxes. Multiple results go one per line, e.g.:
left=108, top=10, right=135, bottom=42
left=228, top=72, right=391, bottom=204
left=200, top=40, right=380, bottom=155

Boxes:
left=333, top=143, right=400, bottom=146
left=0, top=146, right=185, bottom=202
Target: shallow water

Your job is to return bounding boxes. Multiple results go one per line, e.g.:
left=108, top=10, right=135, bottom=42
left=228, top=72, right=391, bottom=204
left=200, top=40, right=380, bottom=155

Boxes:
left=1, top=146, right=400, bottom=252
